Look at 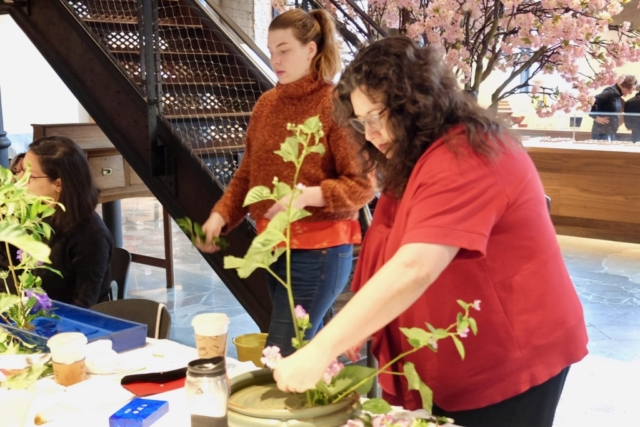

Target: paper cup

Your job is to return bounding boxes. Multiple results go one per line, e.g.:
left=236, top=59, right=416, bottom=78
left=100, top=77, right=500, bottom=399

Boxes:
left=47, top=333, right=88, bottom=386
left=52, top=359, right=86, bottom=387
left=192, top=313, right=230, bottom=358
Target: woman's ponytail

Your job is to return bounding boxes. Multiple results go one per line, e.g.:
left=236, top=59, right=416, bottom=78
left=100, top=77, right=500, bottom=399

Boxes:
left=309, top=9, right=341, bottom=83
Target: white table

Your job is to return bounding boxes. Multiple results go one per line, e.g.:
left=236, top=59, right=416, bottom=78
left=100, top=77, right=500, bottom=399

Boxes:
left=8, top=339, right=257, bottom=427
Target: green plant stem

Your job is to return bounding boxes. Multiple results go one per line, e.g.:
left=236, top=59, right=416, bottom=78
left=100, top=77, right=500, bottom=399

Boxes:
left=4, top=240, right=20, bottom=295
left=333, top=345, right=423, bottom=403
left=2, top=277, right=9, bottom=295
left=0, top=312, right=12, bottom=326
left=284, top=131, right=315, bottom=407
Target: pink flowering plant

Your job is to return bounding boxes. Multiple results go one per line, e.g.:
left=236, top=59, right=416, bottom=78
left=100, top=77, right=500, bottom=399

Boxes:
left=223, top=117, right=480, bottom=422
left=307, top=0, right=640, bottom=116
left=0, top=164, right=60, bottom=354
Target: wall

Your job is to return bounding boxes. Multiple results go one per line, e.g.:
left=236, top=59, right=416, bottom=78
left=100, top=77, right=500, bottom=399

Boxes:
left=0, top=16, right=85, bottom=156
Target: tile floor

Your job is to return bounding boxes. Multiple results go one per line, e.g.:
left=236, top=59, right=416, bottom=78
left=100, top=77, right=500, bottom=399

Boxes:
left=112, top=197, right=640, bottom=427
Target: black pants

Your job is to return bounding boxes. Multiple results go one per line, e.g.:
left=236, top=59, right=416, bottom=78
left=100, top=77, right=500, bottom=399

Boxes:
left=432, top=367, right=570, bottom=427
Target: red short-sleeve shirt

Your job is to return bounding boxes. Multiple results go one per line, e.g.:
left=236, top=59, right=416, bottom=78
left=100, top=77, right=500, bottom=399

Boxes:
left=352, top=128, right=588, bottom=411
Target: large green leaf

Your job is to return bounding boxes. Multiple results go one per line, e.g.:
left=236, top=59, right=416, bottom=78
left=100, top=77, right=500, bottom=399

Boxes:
left=273, top=182, right=292, bottom=200
left=0, top=222, right=51, bottom=263
left=243, top=186, right=274, bottom=207
left=400, top=327, right=433, bottom=348
left=302, top=115, right=322, bottom=135
left=274, top=136, right=300, bottom=164
left=451, top=334, right=466, bottom=360
left=307, top=143, right=326, bottom=156
left=290, top=207, right=312, bottom=223
left=403, top=362, right=433, bottom=413
left=223, top=256, right=246, bottom=270
left=249, top=230, right=286, bottom=252
left=0, top=294, right=20, bottom=314
left=361, top=398, right=392, bottom=414
left=334, top=365, right=377, bottom=395
left=266, top=212, right=289, bottom=234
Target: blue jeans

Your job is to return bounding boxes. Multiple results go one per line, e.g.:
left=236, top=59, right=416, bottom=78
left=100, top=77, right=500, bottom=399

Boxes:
left=265, top=244, right=353, bottom=356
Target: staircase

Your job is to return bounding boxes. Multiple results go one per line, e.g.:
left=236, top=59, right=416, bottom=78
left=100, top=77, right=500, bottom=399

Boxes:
left=0, top=0, right=381, bottom=331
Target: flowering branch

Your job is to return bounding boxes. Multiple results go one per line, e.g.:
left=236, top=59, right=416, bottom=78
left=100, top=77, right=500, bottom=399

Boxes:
left=315, top=0, right=640, bottom=115
left=0, top=165, right=60, bottom=337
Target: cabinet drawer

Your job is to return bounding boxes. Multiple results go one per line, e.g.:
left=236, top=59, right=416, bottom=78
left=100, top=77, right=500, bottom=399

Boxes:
left=89, top=155, right=125, bottom=189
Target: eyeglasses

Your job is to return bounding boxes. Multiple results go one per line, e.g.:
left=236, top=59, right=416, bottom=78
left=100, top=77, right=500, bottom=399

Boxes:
left=349, top=108, right=387, bottom=134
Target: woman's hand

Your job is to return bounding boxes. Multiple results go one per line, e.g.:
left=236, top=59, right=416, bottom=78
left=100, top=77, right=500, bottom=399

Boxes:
left=343, top=338, right=369, bottom=363
left=196, top=212, right=226, bottom=253
left=595, top=116, right=610, bottom=125
left=273, top=344, right=333, bottom=393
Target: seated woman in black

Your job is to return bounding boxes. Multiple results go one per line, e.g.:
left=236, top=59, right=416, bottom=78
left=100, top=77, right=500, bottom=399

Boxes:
left=19, top=136, right=113, bottom=308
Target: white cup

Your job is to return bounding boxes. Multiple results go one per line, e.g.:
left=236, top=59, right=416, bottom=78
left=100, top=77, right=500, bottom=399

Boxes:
left=192, top=313, right=230, bottom=358
left=47, top=332, right=88, bottom=386
left=47, top=332, right=87, bottom=365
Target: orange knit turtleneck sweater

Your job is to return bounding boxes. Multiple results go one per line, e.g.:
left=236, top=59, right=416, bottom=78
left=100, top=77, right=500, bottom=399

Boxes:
left=213, top=74, right=374, bottom=249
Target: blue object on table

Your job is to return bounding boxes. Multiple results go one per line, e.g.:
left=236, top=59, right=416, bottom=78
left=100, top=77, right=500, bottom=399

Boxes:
left=109, top=398, right=169, bottom=427
left=0, top=300, right=147, bottom=353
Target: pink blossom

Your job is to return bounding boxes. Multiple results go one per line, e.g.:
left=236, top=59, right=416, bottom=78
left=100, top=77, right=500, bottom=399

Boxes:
left=294, top=305, right=307, bottom=320
left=261, top=346, right=282, bottom=368
left=473, top=300, right=481, bottom=311
left=323, top=359, right=344, bottom=384
left=459, top=327, right=470, bottom=338
left=345, top=420, right=365, bottom=427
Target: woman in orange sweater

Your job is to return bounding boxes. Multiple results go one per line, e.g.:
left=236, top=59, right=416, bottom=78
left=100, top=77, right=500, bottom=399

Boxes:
left=198, top=9, right=373, bottom=356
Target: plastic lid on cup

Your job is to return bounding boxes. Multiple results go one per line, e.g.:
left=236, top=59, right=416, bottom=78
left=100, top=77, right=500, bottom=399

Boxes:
left=47, top=332, right=88, bottom=364
left=191, top=313, right=230, bottom=336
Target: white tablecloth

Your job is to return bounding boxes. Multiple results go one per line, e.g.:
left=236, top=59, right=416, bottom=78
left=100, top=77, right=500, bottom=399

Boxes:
left=3, top=339, right=257, bottom=427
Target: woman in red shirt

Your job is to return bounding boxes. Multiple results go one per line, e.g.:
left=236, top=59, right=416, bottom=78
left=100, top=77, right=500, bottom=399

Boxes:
left=273, top=37, right=588, bottom=427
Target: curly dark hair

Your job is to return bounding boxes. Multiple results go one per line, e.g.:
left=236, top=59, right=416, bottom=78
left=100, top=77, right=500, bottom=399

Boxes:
left=334, top=36, right=517, bottom=197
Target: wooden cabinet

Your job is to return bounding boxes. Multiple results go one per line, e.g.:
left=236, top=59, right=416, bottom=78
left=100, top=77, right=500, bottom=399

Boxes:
left=31, top=123, right=152, bottom=203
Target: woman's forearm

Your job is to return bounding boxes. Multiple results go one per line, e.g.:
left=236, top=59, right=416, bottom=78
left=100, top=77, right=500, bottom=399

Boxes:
left=308, top=243, right=458, bottom=359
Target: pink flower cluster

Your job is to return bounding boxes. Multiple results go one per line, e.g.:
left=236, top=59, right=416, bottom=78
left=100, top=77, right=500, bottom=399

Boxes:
left=325, top=0, right=638, bottom=115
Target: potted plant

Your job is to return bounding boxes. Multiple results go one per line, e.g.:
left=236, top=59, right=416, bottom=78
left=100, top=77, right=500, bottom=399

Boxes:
left=183, top=116, right=480, bottom=426
left=0, top=163, right=60, bottom=389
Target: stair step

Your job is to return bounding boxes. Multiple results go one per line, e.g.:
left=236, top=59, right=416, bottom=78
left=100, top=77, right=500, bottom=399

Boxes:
left=82, top=17, right=203, bottom=28
left=163, top=112, right=252, bottom=119
left=111, top=49, right=229, bottom=58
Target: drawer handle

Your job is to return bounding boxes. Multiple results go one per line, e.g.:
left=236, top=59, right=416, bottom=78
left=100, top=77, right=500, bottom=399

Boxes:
left=102, top=168, right=113, bottom=176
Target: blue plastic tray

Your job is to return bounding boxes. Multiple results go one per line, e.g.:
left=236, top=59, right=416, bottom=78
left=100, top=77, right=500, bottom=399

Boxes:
left=1, top=301, right=147, bottom=353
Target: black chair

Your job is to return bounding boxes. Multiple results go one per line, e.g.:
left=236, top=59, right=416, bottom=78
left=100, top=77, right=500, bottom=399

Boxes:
left=91, top=299, right=171, bottom=339
left=109, top=247, right=132, bottom=301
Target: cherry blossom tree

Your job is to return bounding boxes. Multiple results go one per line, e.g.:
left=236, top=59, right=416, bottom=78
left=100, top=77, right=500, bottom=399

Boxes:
left=308, top=0, right=640, bottom=116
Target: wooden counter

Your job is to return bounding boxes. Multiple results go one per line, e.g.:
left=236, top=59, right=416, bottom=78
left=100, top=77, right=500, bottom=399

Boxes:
left=523, top=138, right=640, bottom=243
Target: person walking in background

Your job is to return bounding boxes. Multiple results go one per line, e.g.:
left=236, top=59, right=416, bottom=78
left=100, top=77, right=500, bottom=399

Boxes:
left=272, top=37, right=588, bottom=427
left=18, top=136, right=113, bottom=308
left=197, top=9, right=373, bottom=356
left=623, top=84, right=640, bottom=143
left=590, top=75, right=637, bottom=141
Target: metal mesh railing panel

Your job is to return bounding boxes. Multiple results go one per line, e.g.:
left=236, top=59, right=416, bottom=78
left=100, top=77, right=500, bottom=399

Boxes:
left=61, top=0, right=274, bottom=185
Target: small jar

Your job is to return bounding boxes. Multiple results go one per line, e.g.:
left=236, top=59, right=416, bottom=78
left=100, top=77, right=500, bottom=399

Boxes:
left=186, top=357, right=229, bottom=427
